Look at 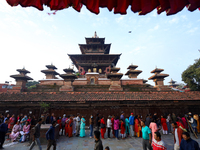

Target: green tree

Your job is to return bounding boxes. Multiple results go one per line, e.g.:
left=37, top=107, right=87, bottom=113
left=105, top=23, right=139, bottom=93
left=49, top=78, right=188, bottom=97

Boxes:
left=182, top=58, right=200, bottom=91
left=26, top=81, right=39, bottom=88
left=39, top=102, right=50, bottom=117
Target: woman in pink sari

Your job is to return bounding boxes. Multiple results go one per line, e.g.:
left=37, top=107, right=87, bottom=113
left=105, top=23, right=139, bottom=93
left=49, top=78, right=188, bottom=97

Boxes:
left=8, top=114, right=15, bottom=130
left=149, top=119, right=158, bottom=141
left=20, top=121, right=30, bottom=142
left=10, top=120, right=21, bottom=142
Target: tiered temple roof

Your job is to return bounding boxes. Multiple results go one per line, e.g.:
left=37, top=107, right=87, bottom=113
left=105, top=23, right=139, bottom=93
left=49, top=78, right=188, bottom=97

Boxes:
left=41, top=64, right=59, bottom=79
left=125, top=64, right=142, bottom=78
left=68, top=32, right=121, bottom=76
left=148, top=67, right=169, bottom=87
left=169, top=78, right=179, bottom=88
left=10, top=68, right=33, bottom=81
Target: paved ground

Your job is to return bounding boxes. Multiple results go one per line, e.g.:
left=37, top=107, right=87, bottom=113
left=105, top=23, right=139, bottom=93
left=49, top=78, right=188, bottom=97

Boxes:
left=3, top=130, right=200, bottom=150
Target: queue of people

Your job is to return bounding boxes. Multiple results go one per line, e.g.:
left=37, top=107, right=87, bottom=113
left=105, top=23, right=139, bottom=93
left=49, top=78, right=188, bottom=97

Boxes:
left=1, top=111, right=200, bottom=150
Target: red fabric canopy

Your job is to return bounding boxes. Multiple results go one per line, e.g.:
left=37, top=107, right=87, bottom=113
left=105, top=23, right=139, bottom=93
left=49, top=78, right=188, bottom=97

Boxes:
left=6, top=0, right=200, bottom=15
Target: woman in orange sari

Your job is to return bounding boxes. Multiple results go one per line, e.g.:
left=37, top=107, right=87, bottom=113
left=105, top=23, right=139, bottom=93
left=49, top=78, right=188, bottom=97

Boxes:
left=134, top=115, right=139, bottom=137
left=68, top=116, right=73, bottom=138
left=137, top=115, right=142, bottom=137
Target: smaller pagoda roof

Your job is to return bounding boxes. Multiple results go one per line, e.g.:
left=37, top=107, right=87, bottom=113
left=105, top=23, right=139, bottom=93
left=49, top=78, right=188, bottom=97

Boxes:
left=63, top=68, right=75, bottom=73
left=169, top=78, right=176, bottom=84
left=46, top=65, right=57, bottom=70
left=127, top=65, right=138, bottom=70
left=150, top=68, right=164, bottom=73
left=148, top=74, right=169, bottom=80
left=16, top=68, right=30, bottom=74
left=41, top=70, right=59, bottom=75
left=125, top=70, right=142, bottom=75
left=10, top=74, right=33, bottom=80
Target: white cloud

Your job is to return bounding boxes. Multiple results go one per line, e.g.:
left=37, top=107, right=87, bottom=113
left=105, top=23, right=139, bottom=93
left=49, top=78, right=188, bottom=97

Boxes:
left=115, top=16, right=124, bottom=23
left=129, top=46, right=146, bottom=54
left=148, top=24, right=159, bottom=32
left=24, top=20, right=38, bottom=28
left=169, top=17, right=179, bottom=24
left=92, top=17, right=109, bottom=27
left=187, top=27, right=198, bottom=34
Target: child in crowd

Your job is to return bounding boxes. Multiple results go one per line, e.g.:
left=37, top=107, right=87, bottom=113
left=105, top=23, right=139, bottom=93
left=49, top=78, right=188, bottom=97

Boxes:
left=105, top=146, right=110, bottom=150
left=120, top=119, right=125, bottom=139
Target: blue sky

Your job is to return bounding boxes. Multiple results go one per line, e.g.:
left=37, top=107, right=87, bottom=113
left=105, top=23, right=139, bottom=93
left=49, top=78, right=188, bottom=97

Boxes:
left=0, top=1, right=200, bottom=86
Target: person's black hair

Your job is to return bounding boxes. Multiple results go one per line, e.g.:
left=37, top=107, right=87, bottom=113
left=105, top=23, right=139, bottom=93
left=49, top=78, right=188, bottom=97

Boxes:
left=52, top=121, right=56, bottom=125
left=96, top=113, right=99, bottom=116
left=134, top=115, right=138, bottom=119
left=94, top=130, right=100, bottom=139
left=115, top=116, right=119, bottom=120
left=140, top=120, right=145, bottom=124
left=101, top=116, right=104, bottom=119
left=172, top=122, right=177, bottom=126
left=38, top=118, right=42, bottom=122
left=182, top=132, right=190, bottom=137
left=5, top=118, right=8, bottom=122
left=105, top=146, right=110, bottom=150
left=154, top=131, right=161, bottom=139
left=77, top=113, right=80, bottom=116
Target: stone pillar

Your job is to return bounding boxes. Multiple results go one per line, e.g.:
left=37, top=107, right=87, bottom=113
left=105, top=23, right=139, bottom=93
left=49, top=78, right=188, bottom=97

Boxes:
left=109, top=80, right=123, bottom=91
left=60, top=79, right=74, bottom=91
left=59, top=68, right=77, bottom=91
left=107, top=67, right=123, bottom=91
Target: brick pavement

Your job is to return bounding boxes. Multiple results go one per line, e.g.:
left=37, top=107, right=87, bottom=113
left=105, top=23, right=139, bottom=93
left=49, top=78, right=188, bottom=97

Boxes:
left=3, top=130, right=200, bottom=150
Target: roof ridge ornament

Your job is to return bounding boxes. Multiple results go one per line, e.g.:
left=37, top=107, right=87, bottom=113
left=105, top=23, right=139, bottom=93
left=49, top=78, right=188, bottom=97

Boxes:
left=93, top=31, right=99, bottom=38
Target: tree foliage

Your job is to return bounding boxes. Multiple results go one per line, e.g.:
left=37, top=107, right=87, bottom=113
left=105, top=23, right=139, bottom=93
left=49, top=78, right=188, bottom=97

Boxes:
left=26, top=81, right=39, bottom=88
left=182, top=58, right=200, bottom=91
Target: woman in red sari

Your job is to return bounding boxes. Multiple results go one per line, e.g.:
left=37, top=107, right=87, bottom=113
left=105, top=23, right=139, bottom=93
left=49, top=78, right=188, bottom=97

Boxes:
left=111, top=115, right=115, bottom=138
left=65, top=116, right=69, bottom=136
left=120, top=119, right=125, bottom=139
left=57, top=117, right=62, bottom=134
left=100, top=116, right=106, bottom=139
left=161, top=115, right=168, bottom=134
left=68, top=116, right=73, bottom=138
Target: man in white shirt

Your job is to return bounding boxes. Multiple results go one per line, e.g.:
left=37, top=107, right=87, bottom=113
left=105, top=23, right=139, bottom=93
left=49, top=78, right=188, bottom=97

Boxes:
left=107, top=115, right=112, bottom=138
left=172, top=122, right=183, bottom=150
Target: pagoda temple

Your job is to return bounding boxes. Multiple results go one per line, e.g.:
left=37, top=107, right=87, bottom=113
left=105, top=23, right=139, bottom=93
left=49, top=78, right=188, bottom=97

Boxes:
left=148, top=68, right=169, bottom=87
left=9, top=68, right=33, bottom=92
left=168, top=78, right=179, bottom=88
left=41, top=64, right=59, bottom=79
left=125, top=64, right=142, bottom=78
left=68, top=32, right=121, bottom=77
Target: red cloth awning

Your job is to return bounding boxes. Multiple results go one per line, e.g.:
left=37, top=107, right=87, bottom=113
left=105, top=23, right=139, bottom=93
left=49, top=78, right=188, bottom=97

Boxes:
left=6, top=0, right=200, bottom=15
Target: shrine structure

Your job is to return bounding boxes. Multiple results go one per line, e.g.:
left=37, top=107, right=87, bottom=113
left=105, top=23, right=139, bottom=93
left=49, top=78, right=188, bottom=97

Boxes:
left=9, top=68, right=33, bottom=92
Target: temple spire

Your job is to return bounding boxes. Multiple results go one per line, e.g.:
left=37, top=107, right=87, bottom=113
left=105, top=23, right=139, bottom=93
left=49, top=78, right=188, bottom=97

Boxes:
left=93, top=31, right=99, bottom=38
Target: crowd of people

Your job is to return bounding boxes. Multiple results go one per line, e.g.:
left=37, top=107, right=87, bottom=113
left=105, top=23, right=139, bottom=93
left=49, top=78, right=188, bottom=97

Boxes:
left=0, top=111, right=200, bottom=150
